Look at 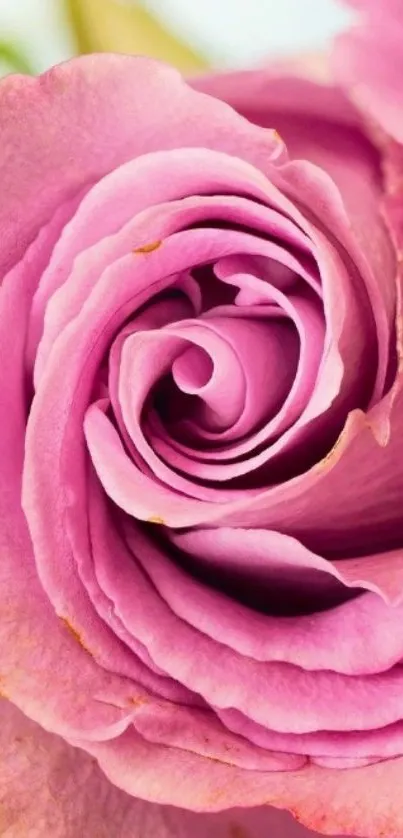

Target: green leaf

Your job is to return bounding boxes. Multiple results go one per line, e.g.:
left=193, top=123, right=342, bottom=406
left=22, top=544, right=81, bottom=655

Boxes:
left=0, top=41, right=34, bottom=75
left=65, top=0, right=208, bottom=72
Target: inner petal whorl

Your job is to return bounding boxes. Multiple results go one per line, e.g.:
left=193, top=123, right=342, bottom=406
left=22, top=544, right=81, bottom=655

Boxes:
left=172, top=346, right=214, bottom=393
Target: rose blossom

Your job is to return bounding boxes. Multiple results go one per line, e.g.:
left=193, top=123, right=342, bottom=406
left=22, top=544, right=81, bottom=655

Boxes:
left=1, top=9, right=403, bottom=836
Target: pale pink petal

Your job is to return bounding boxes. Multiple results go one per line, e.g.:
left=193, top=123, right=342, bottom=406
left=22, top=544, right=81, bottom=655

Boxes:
left=344, top=0, right=400, bottom=10
left=78, top=726, right=401, bottom=837
left=334, top=0, right=403, bottom=147
left=191, top=67, right=380, bottom=224
left=333, top=19, right=403, bottom=144
left=1, top=700, right=322, bottom=838
left=0, top=55, right=285, bottom=279
left=217, top=704, right=403, bottom=763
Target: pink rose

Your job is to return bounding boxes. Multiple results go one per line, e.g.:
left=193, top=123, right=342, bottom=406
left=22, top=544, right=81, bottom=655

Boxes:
left=1, top=35, right=402, bottom=837
left=334, top=0, right=403, bottom=143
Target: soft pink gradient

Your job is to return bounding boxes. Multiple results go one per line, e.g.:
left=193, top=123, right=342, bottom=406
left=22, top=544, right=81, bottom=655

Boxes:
left=0, top=51, right=402, bottom=838
left=334, top=0, right=403, bottom=142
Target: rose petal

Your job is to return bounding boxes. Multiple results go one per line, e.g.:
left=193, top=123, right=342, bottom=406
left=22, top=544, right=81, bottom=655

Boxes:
left=333, top=4, right=403, bottom=143
left=77, top=725, right=401, bottom=837
left=218, top=705, right=403, bottom=762
left=334, top=28, right=403, bottom=142
left=73, top=487, right=403, bottom=738
left=193, top=68, right=396, bottom=401
left=0, top=225, right=143, bottom=742
left=33, top=149, right=308, bottom=382
left=2, top=699, right=323, bottom=838
left=118, top=315, right=299, bottom=496
left=344, top=0, right=400, bottom=10
left=154, top=527, right=403, bottom=674
left=0, top=55, right=285, bottom=279
left=191, top=67, right=382, bottom=233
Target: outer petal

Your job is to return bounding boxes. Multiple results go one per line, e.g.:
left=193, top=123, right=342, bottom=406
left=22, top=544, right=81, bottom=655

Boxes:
left=342, top=0, right=401, bottom=17
left=333, top=9, right=403, bottom=143
left=0, top=53, right=284, bottom=278
left=79, top=726, right=401, bottom=838
left=0, top=699, right=320, bottom=838
left=191, top=67, right=381, bottom=218
left=0, top=219, right=150, bottom=743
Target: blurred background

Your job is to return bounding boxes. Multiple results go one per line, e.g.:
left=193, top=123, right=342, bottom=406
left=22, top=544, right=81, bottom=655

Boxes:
left=0, top=0, right=353, bottom=77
